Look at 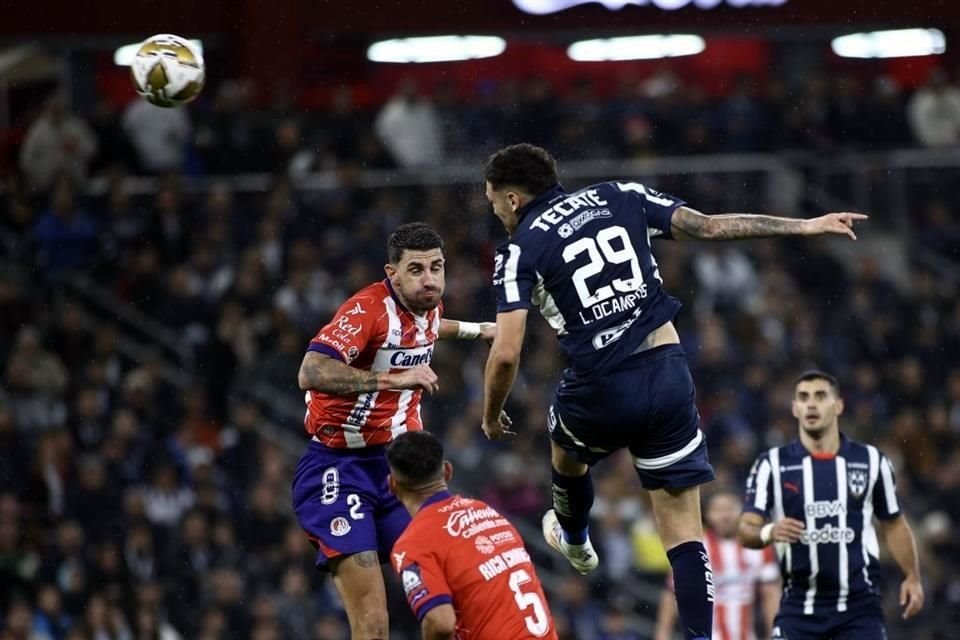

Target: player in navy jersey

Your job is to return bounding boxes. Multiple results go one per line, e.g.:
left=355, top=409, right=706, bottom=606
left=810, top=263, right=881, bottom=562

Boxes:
left=738, top=371, right=924, bottom=639
left=480, top=143, right=867, bottom=640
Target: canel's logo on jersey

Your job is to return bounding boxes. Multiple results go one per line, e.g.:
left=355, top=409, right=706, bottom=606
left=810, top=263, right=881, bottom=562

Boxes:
left=848, top=469, right=868, bottom=499
left=374, top=344, right=434, bottom=370
left=512, top=0, right=787, bottom=14
left=390, top=348, right=433, bottom=367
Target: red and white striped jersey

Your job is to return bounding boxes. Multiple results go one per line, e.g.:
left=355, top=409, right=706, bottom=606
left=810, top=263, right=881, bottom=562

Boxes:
left=668, top=531, right=779, bottom=640
left=303, top=279, right=442, bottom=449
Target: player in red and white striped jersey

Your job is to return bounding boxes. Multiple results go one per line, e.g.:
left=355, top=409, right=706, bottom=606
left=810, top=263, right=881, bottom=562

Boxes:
left=656, top=489, right=781, bottom=640
left=292, top=223, right=494, bottom=640
left=303, top=276, right=441, bottom=449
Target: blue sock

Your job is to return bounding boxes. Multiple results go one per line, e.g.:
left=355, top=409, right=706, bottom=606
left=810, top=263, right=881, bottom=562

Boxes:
left=550, top=468, right=593, bottom=545
left=666, top=541, right=714, bottom=640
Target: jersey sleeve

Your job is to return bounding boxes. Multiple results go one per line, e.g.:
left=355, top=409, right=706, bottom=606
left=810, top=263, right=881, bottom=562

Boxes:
left=743, top=453, right=774, bottom=518
left=872, top=453, right=902, bottom=521
left=391, top=540, right=453, bottom=622
left=493, top=242, right=538, bottom=312
left=615, top=181, right=686, bottom=240
left=307, top=294, right=381, bottom=364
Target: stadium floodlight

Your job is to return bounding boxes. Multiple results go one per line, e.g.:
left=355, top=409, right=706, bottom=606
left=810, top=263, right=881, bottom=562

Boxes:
left=367, top=36, right=507, bottom=63
left=113, top=39, right=204, bottom=67
left=513, top=0, right=788, bottom=14
left=831, top=29, right=945, bottom=59
left=568, top=35, right=705, bottom=61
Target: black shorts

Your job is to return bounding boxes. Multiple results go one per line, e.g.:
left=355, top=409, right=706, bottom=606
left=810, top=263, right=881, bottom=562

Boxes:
left=773, top=608, right=887, bottom=640
left=549, top=344, right=715, bottom=490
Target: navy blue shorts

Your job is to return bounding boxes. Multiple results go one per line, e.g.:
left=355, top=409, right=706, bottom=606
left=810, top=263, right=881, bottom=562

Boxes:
left=549, top=344, right=714, bottom=490
left=291, top=440, right=410, bottom=571
left=773, top=608, right=887, bottom=640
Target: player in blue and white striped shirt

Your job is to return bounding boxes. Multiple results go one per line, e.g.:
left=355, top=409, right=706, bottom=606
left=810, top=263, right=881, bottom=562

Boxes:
left=738, top=370, right=924, bottom=639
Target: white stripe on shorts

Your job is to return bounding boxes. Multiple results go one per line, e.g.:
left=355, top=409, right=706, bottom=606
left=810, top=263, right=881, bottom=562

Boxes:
left=631, top=429, right=704, bottom=470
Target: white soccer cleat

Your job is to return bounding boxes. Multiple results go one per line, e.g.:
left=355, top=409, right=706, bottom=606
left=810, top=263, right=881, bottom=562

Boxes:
left=541, top=509, right=599, bottom=575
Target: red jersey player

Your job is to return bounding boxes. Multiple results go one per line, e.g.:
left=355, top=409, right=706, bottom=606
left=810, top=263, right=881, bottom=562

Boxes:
left=655, top=489, right=781, bottom=640
left=292, top=223, right=494, bottom=640
left=386, top=430, right=558, bottom=640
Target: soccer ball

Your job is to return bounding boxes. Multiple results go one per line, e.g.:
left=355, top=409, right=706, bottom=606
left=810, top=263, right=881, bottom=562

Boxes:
left=130, top=34, right=205, bottom=108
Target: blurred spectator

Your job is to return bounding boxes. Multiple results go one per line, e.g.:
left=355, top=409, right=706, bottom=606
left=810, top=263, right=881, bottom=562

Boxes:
left=552, top=577, right=604, bottom=640
left=908, top=69, right=960, bottom=147
left=81, top=593, right=131, bottom=640
left=268, top=118, right=319, bottom=180
left=122, top=99, right=190, bottom=174
left=691, top=246, right=759, bottom=315
left=97, top=179, right=146, bottom=271
left=33, top=177, right=98, bottom=275
left=240, top=482, right=286, bottom=554
left=480, top=452, right=544, bottom=520
left=32, top=583, right=73, bottom=640
left=274, top=567, right=320, bottom=640
left=273, top=267, right=335, bottom=336
left=916, top=200, right=960, bottom=261
left=5, top=326, right=68, bottom=398
left=374, top=80, right=443, bottom=168
left=143, top=185, right=190, bottom=266
left=19, top=94, right=97, bottom=194
left=141, top=463, right=195, bottom=530
left=89, top=98, right=137, bottom=176
left=194, top=80, right=259, bottom=174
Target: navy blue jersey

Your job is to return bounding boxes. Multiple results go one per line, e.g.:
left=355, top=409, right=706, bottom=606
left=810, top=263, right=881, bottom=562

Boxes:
left=492, top=182, right=683, bottom=376
left=743, top=435, right=901, bottom=617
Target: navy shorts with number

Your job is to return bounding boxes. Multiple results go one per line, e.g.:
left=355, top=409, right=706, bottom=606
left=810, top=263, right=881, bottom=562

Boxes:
left=773, top=608, right=887, bottom=640
left=549, top=343, right=714, bottom=490
left=292, top=440, right=410, bottom=571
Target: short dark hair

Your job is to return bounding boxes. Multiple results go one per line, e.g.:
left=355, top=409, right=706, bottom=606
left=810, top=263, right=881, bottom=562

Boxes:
left=386, top=431, right=444, bottom=486
left=387, top=222, right=444, bottom=264
left=795, top=369, right=840, bottom=395
left=484, top=143, right=559, bottom=197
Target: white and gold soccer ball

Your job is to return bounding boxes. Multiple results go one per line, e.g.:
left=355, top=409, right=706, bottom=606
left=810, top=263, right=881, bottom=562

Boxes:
left=130, top=34, right=205, bottom=108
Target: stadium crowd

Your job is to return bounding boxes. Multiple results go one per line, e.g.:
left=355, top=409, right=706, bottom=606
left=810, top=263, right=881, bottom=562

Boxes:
left=1, top=67, right=960, bottom=639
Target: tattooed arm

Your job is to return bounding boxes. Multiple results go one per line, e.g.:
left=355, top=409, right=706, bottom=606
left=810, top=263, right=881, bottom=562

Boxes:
left=669, top=206, right=868, bottom=242
left=297, top=351, right=438, bottom=396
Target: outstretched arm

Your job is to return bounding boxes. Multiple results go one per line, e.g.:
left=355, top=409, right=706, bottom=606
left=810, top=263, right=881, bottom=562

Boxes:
left=669, top=206, right=867, bottom=242
left=482, top=310, right=527, bottom=440
left=880, top=515, right=925, bottom=620
left=298, top=351, right=438, bottom=395
left=438, top=319, right=496, bottom=341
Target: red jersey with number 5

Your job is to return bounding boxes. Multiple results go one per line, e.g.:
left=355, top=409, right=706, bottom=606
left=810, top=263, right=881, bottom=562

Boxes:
left=304, top=279, right=442, bottom=449
left=391, top=492, right=557, bottom=640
